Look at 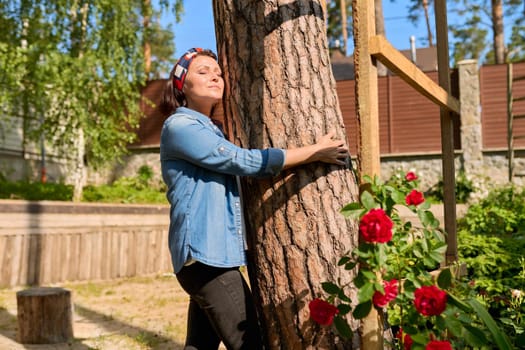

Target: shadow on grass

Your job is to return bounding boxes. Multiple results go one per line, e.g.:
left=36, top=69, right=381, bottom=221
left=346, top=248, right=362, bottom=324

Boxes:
left=0, top=304, right=184, bottom=349
left=73, top=304, right=184, bottom=349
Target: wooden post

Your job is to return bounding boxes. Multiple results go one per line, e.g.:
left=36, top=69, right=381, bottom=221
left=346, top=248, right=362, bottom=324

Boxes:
left=434, top=0, right=458, bottom=264
left=353, top=1, right=381, bottom=177
left=352, top=1, right=382, bottom=349
left=17, top=287, right=73, bottom=344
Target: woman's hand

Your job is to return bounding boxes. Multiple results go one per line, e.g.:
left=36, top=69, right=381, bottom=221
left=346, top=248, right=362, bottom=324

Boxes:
left=283, top=131, right=349, bottom=169
left=311, top=131, right=349, bottom=165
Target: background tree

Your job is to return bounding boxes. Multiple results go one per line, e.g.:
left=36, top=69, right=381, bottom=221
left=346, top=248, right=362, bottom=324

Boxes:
left=448, top=0, right=524, bottom=64
left=0, top=0, right=182, bottom=198
left=326, top=0, right=353, bottom=54
left=507, top=16, right=525, bottom=61
left=143, top=0, right=183, bottom=80
left=374, top=0, right=388, bottom=76
left=213, top=0, right=359, bottom=348
left=403, top=0, right=435, bottom=47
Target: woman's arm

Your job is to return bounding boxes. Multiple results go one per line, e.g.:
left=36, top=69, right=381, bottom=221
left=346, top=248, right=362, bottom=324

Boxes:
left=282, top=131, right=348, bottom=170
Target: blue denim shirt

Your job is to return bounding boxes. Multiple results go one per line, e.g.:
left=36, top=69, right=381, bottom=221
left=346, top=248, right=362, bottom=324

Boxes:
left=160, top=107, right=285, bottom=273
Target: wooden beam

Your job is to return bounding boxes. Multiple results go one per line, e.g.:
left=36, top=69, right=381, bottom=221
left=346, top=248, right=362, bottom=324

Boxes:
left=435, top=0, right=458, bottom=265
left=368, top=35, right=460, bottom=114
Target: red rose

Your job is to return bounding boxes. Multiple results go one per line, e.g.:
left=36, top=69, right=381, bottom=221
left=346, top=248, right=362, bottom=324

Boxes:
left=396, top=328, right=414, bottom=350
left=359, top=208, right=393, bottom=243
left=426, top=340, right=452, bottom=350
left=405, top=172, right=418, bottom=181
left=309, top=298, right=339, bottom=326
left=414, top=285, right=447, bottom=316
left=372, top=279, right=398, bottom=308
left=405, top=189, right=424, bottom=206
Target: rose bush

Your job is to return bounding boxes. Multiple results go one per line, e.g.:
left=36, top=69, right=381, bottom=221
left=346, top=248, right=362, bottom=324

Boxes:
left=372, top=279, right=399, bottom=308
left=414, top=285, right=447, bottom=316
left=309, top=298, right=339, bottom=326
left=310, top=172, right=513, bottom=349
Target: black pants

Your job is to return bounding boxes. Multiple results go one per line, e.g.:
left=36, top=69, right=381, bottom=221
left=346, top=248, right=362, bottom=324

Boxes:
left=176, top=262, right=263, bottom=350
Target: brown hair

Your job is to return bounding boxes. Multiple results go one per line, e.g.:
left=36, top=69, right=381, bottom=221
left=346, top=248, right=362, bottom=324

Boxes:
left=160, top=49, right=218, bottom=116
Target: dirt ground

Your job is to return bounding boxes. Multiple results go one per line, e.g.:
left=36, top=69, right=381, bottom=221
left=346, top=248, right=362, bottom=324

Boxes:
left=0, top=274, right=227, bottom=350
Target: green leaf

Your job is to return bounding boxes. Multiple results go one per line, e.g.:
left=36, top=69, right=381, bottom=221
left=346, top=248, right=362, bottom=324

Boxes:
left=321, top=282, right=341, bottom=295
left=338, top=256, right=351, bottom=266
left=432, top=244, right=448, bottom=254
left=464, top=324, right=489, bottom=347
left=419, top=200, right=431, bottom=210
left=418, top=210, right=435, bottom=227
left=447, top=293, right=472, bottom=313
left=334, top=316, right=353, bottom=339
left=437, top=268, right=452, bottom=289
left=360, top=269, right=376, bottom=281
left=341, top=203, right=365, bottom=219
left=403, top=324, right=418, bottom=335
left=344, top=261, right=357, bottom=270
left=467, top=298, right=514, bottom=350
left=357, top=282, right=375, bottom=302
left=338, top=289, right=352, bottom=303
left=352, top=300, right=372, bottom=319
left=413, top=246, right=423, bottom=258
left=360, top=190, right=377, bottom=210
left=428, top=250, right=445, bottom=263
left=337, top=303, right=352, bottom=315
left=390, top=189, right=406, bottom=204
left=443, top=313, right=463, bottom=337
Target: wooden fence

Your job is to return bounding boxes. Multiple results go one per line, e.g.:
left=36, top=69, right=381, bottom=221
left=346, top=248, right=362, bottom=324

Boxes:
left=0, top=200, right=172, bottom=288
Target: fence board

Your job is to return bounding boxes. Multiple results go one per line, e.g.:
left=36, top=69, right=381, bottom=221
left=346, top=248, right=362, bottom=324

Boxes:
left=0, top=201, right=171, bottom=287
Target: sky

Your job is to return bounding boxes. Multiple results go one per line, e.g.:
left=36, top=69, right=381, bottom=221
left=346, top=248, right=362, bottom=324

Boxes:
left=170, top=1, right=441, bottom=58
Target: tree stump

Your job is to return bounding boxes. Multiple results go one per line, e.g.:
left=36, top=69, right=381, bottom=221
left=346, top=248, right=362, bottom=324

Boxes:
left=16, top=287, right=74, bottom=344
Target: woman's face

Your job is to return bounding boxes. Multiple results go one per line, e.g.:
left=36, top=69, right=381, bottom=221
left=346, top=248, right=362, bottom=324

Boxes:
left=183, top=55, right=224, bottom=113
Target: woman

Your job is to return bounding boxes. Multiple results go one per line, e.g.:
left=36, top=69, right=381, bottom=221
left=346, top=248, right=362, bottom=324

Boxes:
left=160, top=48, right=348, bottom=349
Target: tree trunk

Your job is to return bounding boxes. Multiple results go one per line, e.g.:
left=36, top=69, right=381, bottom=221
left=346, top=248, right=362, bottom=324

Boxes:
left=213, top=1, right=359, bottom=348
left=374, top=0, right=388, bottom=76
left=71, top=3, right=88, bottom=202
left=340, top=0, right=348, bottom=54
left=491, top=0, right=505, bottom=63
left=422, top=0, right=434, bottom=47
left=17, top=287, right=73, bottom=344
left=143, top=0, right=152, bottom=77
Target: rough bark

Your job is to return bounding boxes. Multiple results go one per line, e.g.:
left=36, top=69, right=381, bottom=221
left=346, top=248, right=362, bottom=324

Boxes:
left=213, top=1, right=359, bottom=348
left=16, top=287, right=73, bottom=344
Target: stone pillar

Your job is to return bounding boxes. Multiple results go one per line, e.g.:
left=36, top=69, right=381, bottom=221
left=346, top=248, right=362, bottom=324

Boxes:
left=458, top=59, right=484, bottom=181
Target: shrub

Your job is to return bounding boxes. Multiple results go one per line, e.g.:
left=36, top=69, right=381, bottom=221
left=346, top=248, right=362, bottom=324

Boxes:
left=0, top=165, right=167, bottom=204
left=425, top=171, right=476, bottom=203
left=82, top=165, right=167, bottom=204
left=0, top=179, right=73, bottom=201
left=458, top=185, right=525, bottom=346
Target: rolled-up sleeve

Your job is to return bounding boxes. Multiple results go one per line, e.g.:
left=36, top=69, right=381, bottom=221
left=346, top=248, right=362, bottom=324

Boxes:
left=263, top=148, right=285, bottom=176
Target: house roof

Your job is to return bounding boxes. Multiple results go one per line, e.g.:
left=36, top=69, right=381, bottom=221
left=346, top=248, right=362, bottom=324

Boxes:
left=330, top=46, right=438, bottom=81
